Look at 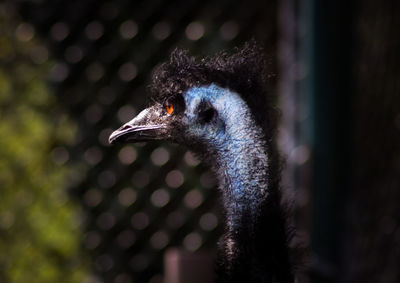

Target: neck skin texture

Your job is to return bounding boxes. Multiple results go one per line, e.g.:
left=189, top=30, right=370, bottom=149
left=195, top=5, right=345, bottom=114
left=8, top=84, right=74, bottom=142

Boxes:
left=183, top=85, right=293, bottom=282
left=214, top=108, right=291, bottom=283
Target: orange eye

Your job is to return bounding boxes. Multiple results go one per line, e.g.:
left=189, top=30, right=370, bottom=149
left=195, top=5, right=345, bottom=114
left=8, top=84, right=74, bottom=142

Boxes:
left=165, top=102, right=174, bottom=115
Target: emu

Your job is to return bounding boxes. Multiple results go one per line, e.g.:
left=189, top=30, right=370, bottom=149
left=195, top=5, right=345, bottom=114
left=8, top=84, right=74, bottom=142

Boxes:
left=109, top=43, right=294, bottom=283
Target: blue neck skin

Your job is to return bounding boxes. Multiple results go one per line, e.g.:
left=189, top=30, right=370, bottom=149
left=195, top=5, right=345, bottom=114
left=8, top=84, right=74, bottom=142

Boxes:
left=182, top=85, right=294, bottom=283
left=183, top=85, right=270, bottom=233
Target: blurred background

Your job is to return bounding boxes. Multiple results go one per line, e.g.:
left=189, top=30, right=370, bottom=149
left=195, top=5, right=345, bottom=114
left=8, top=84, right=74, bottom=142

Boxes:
left=0, top=0, right=399, bottom=283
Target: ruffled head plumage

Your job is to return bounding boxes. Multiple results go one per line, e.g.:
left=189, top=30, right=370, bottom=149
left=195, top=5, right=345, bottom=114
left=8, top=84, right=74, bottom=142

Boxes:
left=149, top=42, right=277, bottom=136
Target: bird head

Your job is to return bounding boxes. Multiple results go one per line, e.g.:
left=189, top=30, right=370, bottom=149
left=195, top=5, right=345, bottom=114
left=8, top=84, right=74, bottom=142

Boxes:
left=109, top=43, right=275, bottom=151
left=109, top=84, right=247, bottom=149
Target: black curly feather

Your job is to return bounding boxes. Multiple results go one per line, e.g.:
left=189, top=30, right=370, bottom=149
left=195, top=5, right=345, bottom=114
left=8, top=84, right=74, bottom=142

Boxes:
left=149, top=42, right=277, bottom=136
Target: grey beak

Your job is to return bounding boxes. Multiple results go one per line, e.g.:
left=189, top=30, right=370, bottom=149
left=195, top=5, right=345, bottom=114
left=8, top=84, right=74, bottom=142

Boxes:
left=109, top=106, right=168, bottom=144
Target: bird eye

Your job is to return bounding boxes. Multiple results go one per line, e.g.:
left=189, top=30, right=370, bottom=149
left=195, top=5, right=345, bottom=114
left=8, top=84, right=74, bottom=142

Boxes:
left=164, top=101, right=174, bottom=115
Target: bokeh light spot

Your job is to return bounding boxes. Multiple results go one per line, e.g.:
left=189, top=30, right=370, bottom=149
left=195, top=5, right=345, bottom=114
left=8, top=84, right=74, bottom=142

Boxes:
left=84, top=189, right=103, bottom=207
left=84, top=231, right=101, bottom=249
left=49, top=63, right=69, bottom=82
left=16, top=22, right=35, bottom=42
left=50, top=22, right=69, bottom=41
left=85, top=21, right=104, bottom=40
left=165, top=170, right=184, bottom=188
left=30, top=45, right=49, bottom=64
left=118, top=146, right=137, bottom=165
left=118, top=62, right=137, bottom=81
left=84, top=146, right=103, bottom=165
left=152, top=22, right=170, bottom=40
left=199, top=213, right=218, bottom=231
left=151, top=147, right=170, bottom=166
left=117, top=105, right=136, bottom=123
left=219, top=21, right=239, bottom=40
left=183, top=232, right=202, bottom=251
left=150, top=230, right=169, bottom=249
left=184, top=151, right=200, bottom=166
left=52, top=146, right=69, bottom=165
left=185, top=21, right=205, bottom=40
left=120, top=20, right=138, bottom=39
left=131, top=212, right=149, bottom=230
left=65, top=45, right=83, bottom=63
left=118, top=187, right=137, bottom=207
left=151, top=188, right=170, bottom=207
left=184, top=189, right=203, bottom=209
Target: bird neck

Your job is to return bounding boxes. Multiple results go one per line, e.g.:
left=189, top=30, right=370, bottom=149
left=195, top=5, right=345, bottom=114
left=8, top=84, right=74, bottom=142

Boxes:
left=211, top=115, right=293, bottom=282
left=183, top=84, right=293, bottom=281
left=216, top=134, right=269, bottom=232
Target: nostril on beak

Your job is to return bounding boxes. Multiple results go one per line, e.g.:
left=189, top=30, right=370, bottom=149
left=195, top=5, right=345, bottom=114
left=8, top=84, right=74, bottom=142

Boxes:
left=120, top=124, right=132, bottom=131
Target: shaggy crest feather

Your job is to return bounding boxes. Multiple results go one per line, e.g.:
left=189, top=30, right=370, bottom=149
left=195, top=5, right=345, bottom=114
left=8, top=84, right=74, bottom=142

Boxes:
left=149, top=42, right=277, bottom=134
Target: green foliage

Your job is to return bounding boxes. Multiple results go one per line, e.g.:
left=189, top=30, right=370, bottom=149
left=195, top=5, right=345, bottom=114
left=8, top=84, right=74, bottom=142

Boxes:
left=0, top=8, right=88, bottom=283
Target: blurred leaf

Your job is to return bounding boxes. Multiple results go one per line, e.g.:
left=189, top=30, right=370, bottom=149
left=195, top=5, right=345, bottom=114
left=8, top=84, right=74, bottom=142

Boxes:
left=0, top=6, right=88, bottom=283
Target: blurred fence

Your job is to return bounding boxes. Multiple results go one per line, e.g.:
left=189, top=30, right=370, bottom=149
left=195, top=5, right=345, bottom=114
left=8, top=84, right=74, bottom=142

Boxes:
left=15, top=1, right=278, bottom=282
left=2, top=0, right=399, bottom=282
